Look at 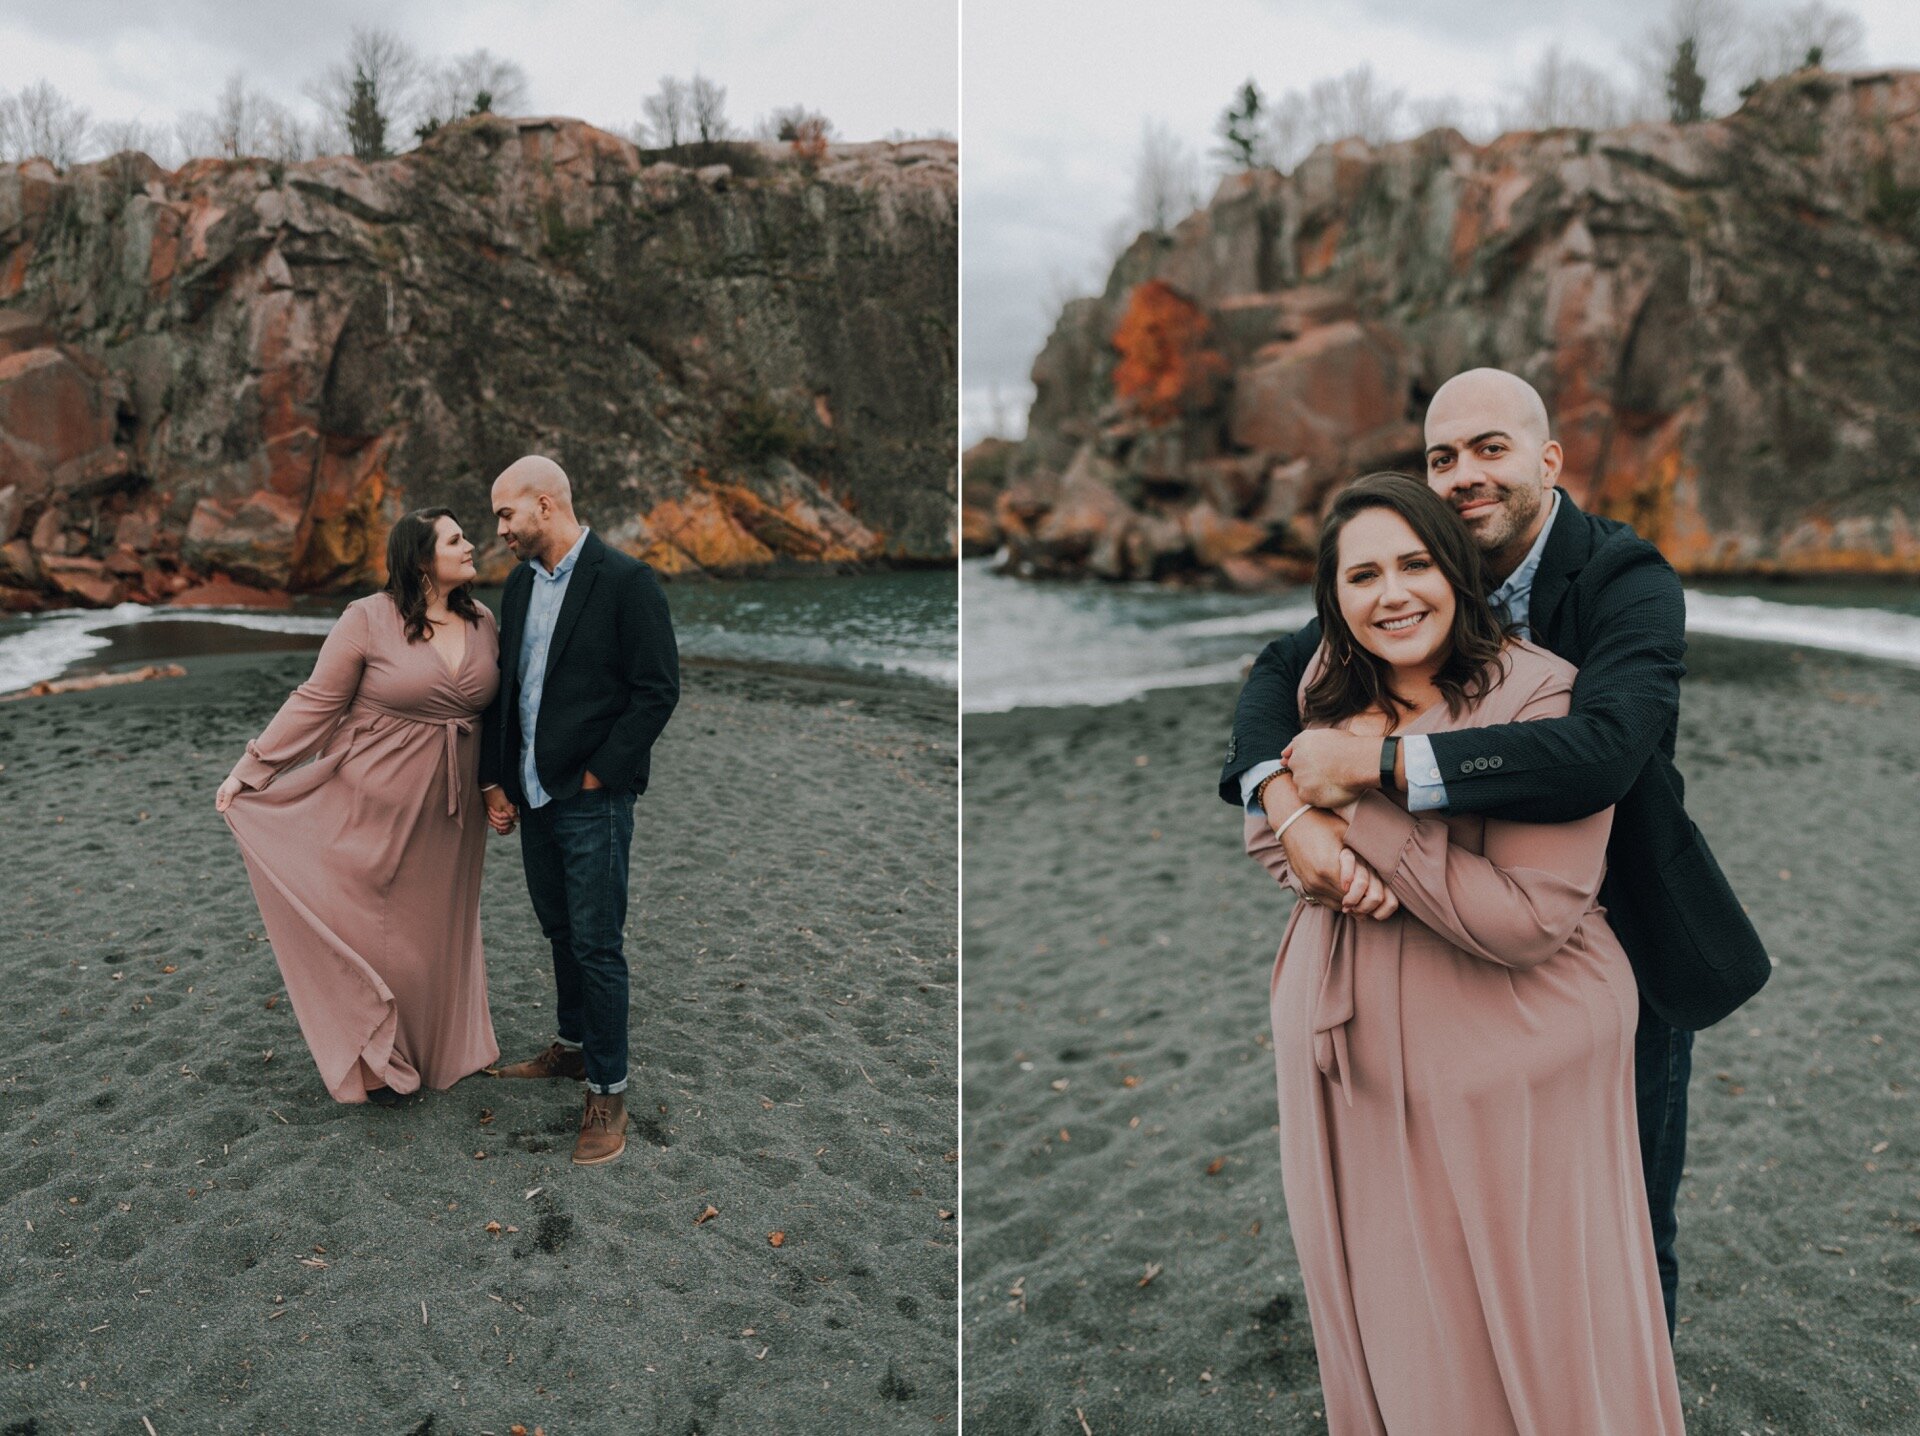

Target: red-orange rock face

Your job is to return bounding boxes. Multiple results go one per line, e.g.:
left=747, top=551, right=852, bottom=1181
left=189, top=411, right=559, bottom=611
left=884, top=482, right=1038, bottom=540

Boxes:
left=996, top=69, right=1920, bottom=585
left=0, top=123, right=956, bottom=609
left=0, top=348, right=116, bottom=490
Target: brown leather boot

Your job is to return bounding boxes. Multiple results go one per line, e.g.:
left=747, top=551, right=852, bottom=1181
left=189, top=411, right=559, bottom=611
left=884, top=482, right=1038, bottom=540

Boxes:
left=490, top=1041, right=587, bottom=1081
left=573, top=1091, right=628, bottom=1166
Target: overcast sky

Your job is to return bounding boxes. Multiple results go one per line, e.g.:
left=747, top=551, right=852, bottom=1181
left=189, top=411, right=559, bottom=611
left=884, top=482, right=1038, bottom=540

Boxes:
left=961, top=0, right=1920, bottom=444
left=0, top=0, right=956, bottom=145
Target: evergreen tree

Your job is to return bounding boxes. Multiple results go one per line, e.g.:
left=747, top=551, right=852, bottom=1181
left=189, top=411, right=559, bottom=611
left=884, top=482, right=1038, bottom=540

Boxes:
left=346, top=66, right=387, bottom=159
left=1213, top=79, right=1266, bottom=171
left=1667, top=37, right=1707, bottom=122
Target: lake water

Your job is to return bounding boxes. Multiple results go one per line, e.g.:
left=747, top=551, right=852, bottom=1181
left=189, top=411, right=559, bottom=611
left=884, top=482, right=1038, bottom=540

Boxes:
left=961, top=558, right=1920, bottom=713
left=0, top=568, right=958, bottom=695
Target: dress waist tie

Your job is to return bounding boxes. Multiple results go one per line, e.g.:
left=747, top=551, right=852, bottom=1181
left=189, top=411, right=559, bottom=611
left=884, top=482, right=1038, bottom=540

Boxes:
left=353, top=702, right=476, bottom=822
left=1313, top=913, right=1360, bottom=1108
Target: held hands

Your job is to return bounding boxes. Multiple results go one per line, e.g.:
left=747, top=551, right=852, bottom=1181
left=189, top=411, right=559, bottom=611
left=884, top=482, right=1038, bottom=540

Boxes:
left=1336, top=849, right=1399, bottom=921
left=1281, top=730, right=1379, bottom=809
left=214, top=776, right=242, bottom=813
left=482, top=785, right=518, bottom=835
left=1272, top=804, right=1399, bottom=921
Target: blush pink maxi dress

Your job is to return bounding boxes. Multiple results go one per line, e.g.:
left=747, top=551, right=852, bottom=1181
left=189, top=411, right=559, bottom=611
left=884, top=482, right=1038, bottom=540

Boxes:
left=1246, top=641, right=1685, bottom=1436
left=223, top=593, right=502, bottom=1104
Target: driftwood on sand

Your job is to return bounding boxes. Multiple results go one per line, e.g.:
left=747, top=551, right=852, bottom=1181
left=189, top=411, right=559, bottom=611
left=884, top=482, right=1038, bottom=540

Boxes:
left=0, top=663, right=186, bottom=702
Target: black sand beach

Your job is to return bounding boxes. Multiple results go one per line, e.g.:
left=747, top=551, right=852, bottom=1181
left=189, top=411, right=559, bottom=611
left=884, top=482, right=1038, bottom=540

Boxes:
left=0, top=650, right=957, bottom=1433
left=961, top=635, right=1920, bottom=1434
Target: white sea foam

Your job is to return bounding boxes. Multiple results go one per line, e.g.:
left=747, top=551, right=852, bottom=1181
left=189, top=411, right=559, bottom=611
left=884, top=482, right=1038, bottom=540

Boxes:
left=0, top=615, right=118, bottom=694
left=0, top=604, right=338, bottom=693
left=1163, top=603, right=1316, bottom=639
left=142, top=610, right=337, bottom=637
left=1684, top=591, right=1920, bottom=666
left=962, top=658, right=1253, bottom=714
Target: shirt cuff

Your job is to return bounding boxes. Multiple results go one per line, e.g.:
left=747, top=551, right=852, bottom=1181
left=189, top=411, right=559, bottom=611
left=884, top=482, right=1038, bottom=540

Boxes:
left=1240, top=758, right=1286, bottom=815
left=1400, top=734, right=1449, bottom=814
left=230, top=748, right=277, bottom=791
left=1344, top=791, right=1420, bottom=876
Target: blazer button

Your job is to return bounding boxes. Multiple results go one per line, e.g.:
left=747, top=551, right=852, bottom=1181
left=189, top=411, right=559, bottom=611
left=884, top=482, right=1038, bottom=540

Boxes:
left=1490, top=756, right=1504, bottom=769
left=1460, top=761, right=1474, bottom=775
left=1474, top=757, right=1490, bottom=771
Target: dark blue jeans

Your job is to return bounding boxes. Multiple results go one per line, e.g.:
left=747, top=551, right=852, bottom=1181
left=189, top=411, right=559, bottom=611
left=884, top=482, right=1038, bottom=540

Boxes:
left=518, top=787, right=636, bottom=1095
left=1634, top=997, right=1693, bottom=1338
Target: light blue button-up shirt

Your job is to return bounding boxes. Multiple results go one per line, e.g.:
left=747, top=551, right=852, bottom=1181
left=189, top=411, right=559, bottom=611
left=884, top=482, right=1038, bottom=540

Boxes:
left=1241, top=490, right=1562, bottom=815
left=516, top=526, right=590, bottom=810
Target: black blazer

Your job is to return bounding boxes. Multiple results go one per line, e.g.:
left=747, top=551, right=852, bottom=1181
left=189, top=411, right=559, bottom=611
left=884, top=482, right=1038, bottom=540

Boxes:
left=480, top=530, right=680, bottom=806
left=1219, top=490, right=1770, bottom=1031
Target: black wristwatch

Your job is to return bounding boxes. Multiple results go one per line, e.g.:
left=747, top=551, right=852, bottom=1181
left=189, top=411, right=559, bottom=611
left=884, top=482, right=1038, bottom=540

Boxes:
left=1379, top=736, right=1400, bottom=793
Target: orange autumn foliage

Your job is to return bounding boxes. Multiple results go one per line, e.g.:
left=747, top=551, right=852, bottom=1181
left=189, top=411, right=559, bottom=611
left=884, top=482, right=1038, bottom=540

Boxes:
left=1111, top=280, right=1228, bottom=426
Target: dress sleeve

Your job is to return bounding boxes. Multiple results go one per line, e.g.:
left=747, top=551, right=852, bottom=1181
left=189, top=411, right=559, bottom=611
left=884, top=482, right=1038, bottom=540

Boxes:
left=1340, top=667, right=1613, bottom=969
left=1244, top=813, right=1303, bottom=896
left=228, top=602, right=370, bottom=790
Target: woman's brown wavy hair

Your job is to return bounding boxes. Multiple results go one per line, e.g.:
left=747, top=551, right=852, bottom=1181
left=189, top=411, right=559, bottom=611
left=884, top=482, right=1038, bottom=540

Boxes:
left=384, top=507, right=482, bottom=644
left=1301, top=472, right=1511, bottom=731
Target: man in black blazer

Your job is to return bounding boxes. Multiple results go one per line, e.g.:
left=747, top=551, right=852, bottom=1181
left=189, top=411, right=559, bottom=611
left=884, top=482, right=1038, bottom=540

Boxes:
left=479, top=455, right=680, bottom=1167
left=1222, top=368, right=1767, bottom=1334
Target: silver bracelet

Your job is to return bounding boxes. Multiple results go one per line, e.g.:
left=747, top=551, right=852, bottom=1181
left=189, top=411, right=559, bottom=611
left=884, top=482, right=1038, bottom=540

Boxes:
left=1272, top=802, right=1317, bottom=844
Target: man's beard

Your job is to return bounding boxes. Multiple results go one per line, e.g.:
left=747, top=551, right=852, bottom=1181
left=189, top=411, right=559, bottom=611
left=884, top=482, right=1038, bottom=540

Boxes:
left=1455, top=483, right=1542, bottom=557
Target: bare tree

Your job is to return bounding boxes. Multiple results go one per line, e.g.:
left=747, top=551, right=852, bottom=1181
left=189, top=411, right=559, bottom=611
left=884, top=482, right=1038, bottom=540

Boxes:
left=688, top=74, right=733, bottom=143
left=1408, top=95, right=1474, bottom=137
left=1305, top=65, right=1404, bottom=147
left=1501, top=46, right=1628, bottom=130
left=1628, top=0, right=1746, bottom=119
left=419, top=48, right=530, bottom=128
left=641, top=77, right=689, bottom=147
left=176, top=74, right=310, bottom=162
left=1744, top=1, right=1866, bottom=78
left=0, top=80, right=92, bottom=167
left=1132, top=118, right=1201, bottom=236
left=1264, top=90, right=1312, bottom=172
left=307, top=26, right=424, bottom=156
left=91, top=117, right=176, bottom=166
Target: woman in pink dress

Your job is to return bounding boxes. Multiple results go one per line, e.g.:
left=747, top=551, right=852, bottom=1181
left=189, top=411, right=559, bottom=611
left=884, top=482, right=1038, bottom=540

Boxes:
left=215, top=508, right=502, bottom=1105
left=1246, top=474, right=1684, bottom=1434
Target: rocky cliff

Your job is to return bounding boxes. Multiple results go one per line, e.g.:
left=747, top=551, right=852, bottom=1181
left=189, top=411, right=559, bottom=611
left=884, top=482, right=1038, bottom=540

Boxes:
left=976, top=68, right=1920, bottom=586
left=0, top=118, right=956, bottom=610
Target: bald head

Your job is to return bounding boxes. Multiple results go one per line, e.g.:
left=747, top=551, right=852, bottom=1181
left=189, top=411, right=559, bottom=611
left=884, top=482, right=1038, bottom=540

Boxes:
left=491, top=454, right=583, bottom=569
left=493, top=454, right=574, bottom=512
left=1426, top=368, right=1552, bottom=447
left=1422, top=368, right=1561, bottom=581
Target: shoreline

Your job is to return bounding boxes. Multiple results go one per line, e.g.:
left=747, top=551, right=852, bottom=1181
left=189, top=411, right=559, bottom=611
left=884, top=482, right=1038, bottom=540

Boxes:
left=0, top=583, right=960, bottom=701
left=960, top=557, right=1920, bottom=718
